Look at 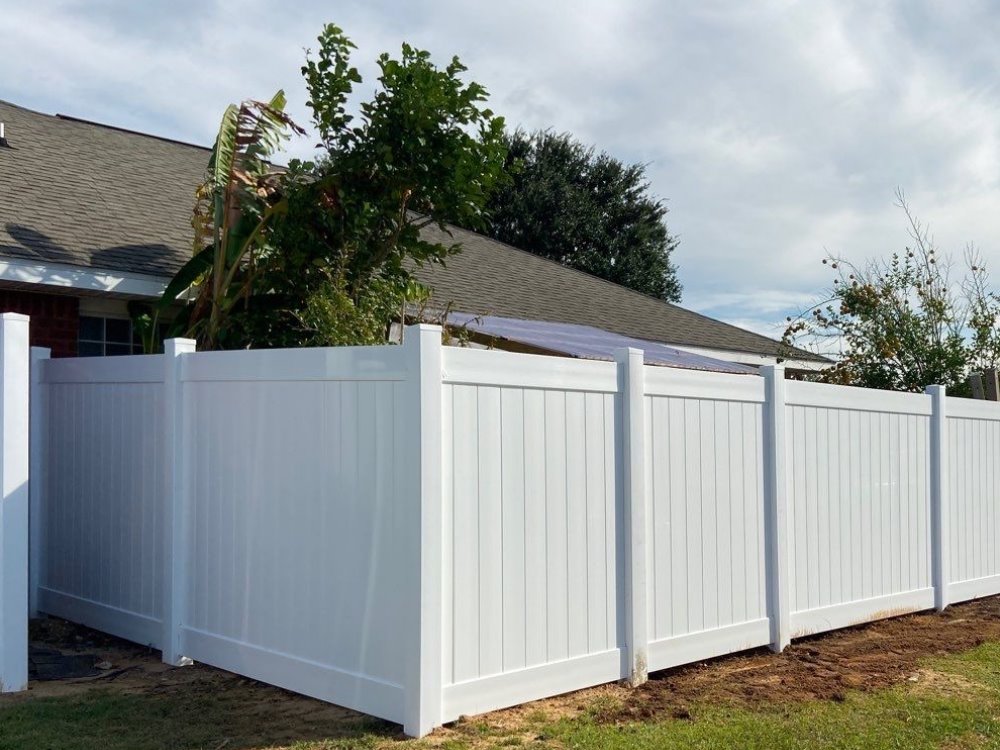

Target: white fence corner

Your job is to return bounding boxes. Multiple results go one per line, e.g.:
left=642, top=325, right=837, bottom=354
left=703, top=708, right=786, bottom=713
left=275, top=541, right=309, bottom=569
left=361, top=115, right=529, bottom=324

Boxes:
left=616, top=347, right=648, bottom=686
left=762, top=365, right=791, bottom=652
left=0, top=313, right=29, bottom=692
left=926, top=384, right=949, bottom=611
left=162, top=337, right=197, bottom=666
left=403, top=324, right=444, bottom=737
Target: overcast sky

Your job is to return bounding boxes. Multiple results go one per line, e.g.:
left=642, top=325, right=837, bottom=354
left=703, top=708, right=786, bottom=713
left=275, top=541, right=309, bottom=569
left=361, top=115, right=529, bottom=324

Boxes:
left=4, top=0, right=998, bottom=343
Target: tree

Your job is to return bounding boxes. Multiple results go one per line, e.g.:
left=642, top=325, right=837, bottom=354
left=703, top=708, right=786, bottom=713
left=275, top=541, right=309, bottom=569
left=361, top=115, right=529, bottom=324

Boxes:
left=148, top=23, right=507, bottom=350
left=475, top=129, right=682, bottom=302
left=783, top=192, right=1000, bottom=394
left=133, top=91, right=303, bottom=351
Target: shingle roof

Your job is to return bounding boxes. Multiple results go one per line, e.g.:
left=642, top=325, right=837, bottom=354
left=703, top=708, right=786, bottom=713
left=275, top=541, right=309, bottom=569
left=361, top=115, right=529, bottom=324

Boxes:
left=0, top=100, right=207, bottom=277
left=0, top=99, right=825, bottom=362
left=417, top=223, right=826, bottom=361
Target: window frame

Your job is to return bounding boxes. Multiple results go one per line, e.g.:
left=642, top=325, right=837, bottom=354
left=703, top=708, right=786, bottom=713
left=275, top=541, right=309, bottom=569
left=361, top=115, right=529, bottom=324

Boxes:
left=77, top=315, right=144, bottom=357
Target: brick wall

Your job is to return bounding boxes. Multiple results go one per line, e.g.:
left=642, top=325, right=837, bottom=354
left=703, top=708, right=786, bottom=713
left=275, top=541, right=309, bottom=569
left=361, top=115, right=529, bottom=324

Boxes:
left=0, top=289, right=79, bottom=357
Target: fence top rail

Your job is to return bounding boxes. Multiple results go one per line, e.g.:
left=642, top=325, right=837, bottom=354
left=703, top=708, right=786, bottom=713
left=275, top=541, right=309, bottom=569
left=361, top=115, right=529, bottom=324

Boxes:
left=42, top=354, right=165, bottom=384
left=644, top=365, right=764, bottom=403
left=946, top=396, right=1000, bottom=421
left=181, top=345, right=408, bottom=383
left=786, top=379, right=932, bottom=416
left=442, top=346, right=618, bottom=393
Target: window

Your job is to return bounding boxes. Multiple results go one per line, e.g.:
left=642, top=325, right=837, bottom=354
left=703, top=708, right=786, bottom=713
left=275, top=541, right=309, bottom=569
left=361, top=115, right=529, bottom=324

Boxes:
left=78, top=316, right=144, bottom=357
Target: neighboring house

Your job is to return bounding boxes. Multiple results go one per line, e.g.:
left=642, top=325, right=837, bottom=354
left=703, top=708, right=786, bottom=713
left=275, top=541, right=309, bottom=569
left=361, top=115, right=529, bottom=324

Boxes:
left=0, top=99, right=828, bottom=372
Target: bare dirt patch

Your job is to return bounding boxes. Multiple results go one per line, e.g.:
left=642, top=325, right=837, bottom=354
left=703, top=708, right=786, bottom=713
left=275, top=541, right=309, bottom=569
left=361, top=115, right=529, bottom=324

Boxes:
left=22, top=618, right=175, bottom=699
left=908, top=668, right=984, bottom=702
left=598, top=596, right=1000, bottom=723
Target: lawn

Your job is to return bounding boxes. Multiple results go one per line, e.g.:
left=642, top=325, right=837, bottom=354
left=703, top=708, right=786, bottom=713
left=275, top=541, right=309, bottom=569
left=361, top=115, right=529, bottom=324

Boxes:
left=3, top=603, right=1000, bottom=749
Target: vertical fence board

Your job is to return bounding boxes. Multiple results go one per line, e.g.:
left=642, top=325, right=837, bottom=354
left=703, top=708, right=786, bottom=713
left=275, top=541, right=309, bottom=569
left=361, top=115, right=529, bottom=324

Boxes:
left=667, top=398, right=688, bottom=637
left=522, top=389, right=548, bottom=667
left=477, top=386, right=503, bottom=678
left=451, top=384, right=480, bottom=683
left=650, top=398, right=669, bottom=638
left=683, top=400, right=703, bottom=634
left=565, top=391, right=589, bottom=659
left=500, top=389, right=526, bottom=673
left=584, top=391, right=609, bottom=655
left=544, top=390, right=569, bottom=663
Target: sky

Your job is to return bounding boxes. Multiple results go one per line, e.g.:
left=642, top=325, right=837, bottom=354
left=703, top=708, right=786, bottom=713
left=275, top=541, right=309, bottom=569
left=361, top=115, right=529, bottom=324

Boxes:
left=3, top=0, right=999, bottom=346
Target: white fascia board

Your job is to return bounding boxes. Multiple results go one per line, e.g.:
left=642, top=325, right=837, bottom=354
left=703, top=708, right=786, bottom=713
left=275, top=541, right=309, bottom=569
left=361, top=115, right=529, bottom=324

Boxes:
left=670, top=343, right=831, bottom=372
left=0, top=257, right=170, bottom=298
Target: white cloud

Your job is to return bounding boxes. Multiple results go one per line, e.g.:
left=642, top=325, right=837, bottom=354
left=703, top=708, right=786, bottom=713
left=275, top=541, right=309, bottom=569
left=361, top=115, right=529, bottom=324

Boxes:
left=3, top=0, right=999, bottom=342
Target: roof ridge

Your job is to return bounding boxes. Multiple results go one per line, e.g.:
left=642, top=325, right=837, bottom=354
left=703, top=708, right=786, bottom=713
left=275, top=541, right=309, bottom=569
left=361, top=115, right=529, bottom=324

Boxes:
left=0, top=98, right=62, bottom=120
left=53, top=113, right=211, bottom=151
left=0, top=99, right=211, bottom=151
left=438, top=222, right=823, bottom=361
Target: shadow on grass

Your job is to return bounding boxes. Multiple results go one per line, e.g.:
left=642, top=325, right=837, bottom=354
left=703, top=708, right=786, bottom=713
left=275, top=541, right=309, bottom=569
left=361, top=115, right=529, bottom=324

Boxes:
left=0, top=687, right=403, bottom=750
left=3, top=617, right=408, bottom=750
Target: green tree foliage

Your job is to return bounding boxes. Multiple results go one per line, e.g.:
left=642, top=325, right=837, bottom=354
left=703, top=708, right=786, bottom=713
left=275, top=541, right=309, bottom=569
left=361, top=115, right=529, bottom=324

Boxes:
left=134, top=92, right=303, bottom=351
left=149, top=23, right=506, bottom=350
left=784, top=194, right=1000, bottom=394
left=476, top=129, right=682, bottom=302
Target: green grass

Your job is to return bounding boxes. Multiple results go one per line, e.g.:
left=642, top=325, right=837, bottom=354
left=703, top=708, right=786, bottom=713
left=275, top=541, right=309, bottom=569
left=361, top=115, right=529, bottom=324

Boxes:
left=4, top=644, right=1000, bottom=749
left=542, top=692, right=999, bottom=749
left=525, top=644, right=1000, bottom=750
left=0, top=686, right=395, bottom=750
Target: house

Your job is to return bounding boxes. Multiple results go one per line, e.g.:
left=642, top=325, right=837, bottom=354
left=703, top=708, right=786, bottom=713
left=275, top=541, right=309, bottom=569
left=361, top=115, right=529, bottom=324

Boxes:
left=0, top=99, right=828, bottom=372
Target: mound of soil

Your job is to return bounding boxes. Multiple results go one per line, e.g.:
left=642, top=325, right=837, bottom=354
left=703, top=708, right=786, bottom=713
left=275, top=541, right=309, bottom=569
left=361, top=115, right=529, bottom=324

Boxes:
left=601, top=597, right=1000, bottom=723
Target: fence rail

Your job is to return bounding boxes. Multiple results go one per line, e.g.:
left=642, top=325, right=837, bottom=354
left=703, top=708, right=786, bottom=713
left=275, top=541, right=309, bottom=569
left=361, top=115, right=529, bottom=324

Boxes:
left=14, top=323, right=1000, bottom=736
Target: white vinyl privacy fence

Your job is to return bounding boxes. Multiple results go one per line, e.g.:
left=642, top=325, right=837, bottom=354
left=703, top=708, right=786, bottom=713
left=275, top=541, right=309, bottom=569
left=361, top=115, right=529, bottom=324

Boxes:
left=16, top=322, right=1000, bottom=736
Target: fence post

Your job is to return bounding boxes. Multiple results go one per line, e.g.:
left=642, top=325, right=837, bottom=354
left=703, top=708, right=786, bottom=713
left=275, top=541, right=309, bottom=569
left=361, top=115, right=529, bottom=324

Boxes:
left=28, top=347, right=50, bottom=618
left=615, top=347, right=648, bottom=686
left=926, top=385, right=949, bottom=611
left=402, top=324, right=444, bottom=737
left=0, top=313, right=29, bottom=692
left=762, top=365, right=791, bottom=652
left=162, top=338, right=196, bottom=666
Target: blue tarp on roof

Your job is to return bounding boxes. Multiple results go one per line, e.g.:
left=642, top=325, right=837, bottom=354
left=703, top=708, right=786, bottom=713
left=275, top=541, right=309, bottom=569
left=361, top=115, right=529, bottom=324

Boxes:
left=446, top=312, right=758, bottom=375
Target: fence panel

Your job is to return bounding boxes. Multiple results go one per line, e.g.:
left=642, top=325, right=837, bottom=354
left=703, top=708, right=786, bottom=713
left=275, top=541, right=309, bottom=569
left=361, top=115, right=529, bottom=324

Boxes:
left=946, top=398, right=1000, bottom=602
left=439, top=348, right=623, bottom=721
left=38, top=354, right=166, bottom=647
left=643, top=368, right=771, bottom=670
left=785, top=381, right=933, bottom=636
left=179, top=346, right=413, bottom=724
